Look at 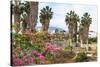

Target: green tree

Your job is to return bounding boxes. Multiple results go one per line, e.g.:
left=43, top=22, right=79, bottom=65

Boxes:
left=12, top=1, right=38, bottom=33
left=65, top=10, right=80, bottom=45
left=19, top=2, right=30, bottom=32
left=12, top=0, right=21, bottom=33
left=39, top=6, right=53, bottom=31
left=20, top=2, right=38, bottom=32
left=80, top=13, right=92, bottom=45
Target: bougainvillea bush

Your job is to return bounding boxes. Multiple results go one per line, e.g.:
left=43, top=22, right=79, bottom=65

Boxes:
left=12, top=33, right=61, bottom=66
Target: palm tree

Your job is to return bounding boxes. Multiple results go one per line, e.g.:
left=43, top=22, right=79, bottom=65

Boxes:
left=19, top=2, right=30, bottom=32
left=12, top=1, right=38, bottom=33
left=73, top=13, right=80, bottom=43
left=65, top=10, right=80, bottom=45
left=39, top=6, right=53, bottom=31
left=80, top=12, right=92, bottom=47
left=12, top=0, right=21, bottom=33
left=20, top=2, right=38, bottom=32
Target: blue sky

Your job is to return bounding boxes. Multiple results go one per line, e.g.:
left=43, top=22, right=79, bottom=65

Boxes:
left=36, top=2, right=97, bottom=37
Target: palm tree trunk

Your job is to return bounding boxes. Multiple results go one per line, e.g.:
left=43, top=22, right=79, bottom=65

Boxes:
left=80, top=29, right=83, bottom=47
left=80, top=39, right=83, bottom=47
left=13, top=0, right=21, bottom=33
left=42, top=23, right=46, bottom=31
left=42, top=20, right=49, bottom=32
left=42, top=23, right=49, bottom=31
left=45, top=20, right=49, bottom=32
left=69, top=25, right=73, bottom=45
left=86, top=25, right=89, bottom=51
left=28, top=2, right=38, bottom=32
left=14, top=12, right=20, bottom=33
left=74, top=22, right=77, bottom=43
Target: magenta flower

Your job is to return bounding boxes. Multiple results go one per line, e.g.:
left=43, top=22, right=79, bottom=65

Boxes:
left=36, top=53, right=42, bottom=56
left=30, top=57, right=35, bottom=63
left=32, top=50, right=38, bottom=54
left=53, top=48, right=60, bottom=52
left=24, top=59, right=30, bottom=65
left=13, top=58, right=23, bottom=66
left=44, top=42, right=61, bottom=53
left=38, top=55, right=45, bottom=60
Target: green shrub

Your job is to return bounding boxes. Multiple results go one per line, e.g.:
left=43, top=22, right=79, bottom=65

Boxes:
left=12, top=33, right=32, bottom=50
left=75, top=52, right=87, bottom=62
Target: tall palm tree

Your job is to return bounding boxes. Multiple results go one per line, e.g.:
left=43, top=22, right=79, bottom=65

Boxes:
left=65, top=10, right=80, bottom=45
left=39, top=6, right=53, bottom=31
left=19, top=2, right=30, bottom=32
left=73, top=13, right=80, bottom=43
left=12, top=0, right=21, bottom=33
left=80, top=12, right=92, bottom=46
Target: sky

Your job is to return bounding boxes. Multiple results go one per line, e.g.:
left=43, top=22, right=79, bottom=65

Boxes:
left=36, top=2, right=98, bottom=37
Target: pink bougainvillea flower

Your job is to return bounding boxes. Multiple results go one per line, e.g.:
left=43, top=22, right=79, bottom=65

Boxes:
left=53, top=48, right=60, bottom=52
left=13, top=58, right=23, bottom=66
left=44, top=42, right=61, bottom=53
left=31, top=50, right=43, bottom=56
left=30, top=57, right=35, bottom=63
left=32, top=50, right=38, bottom=54
left=38, top=55, right=45, bottom=60
left=36, top=52, right=42, bottom=56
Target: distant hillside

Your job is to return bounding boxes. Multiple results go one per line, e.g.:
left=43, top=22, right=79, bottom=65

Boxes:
left=35, top=26, right=66, bottom=33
